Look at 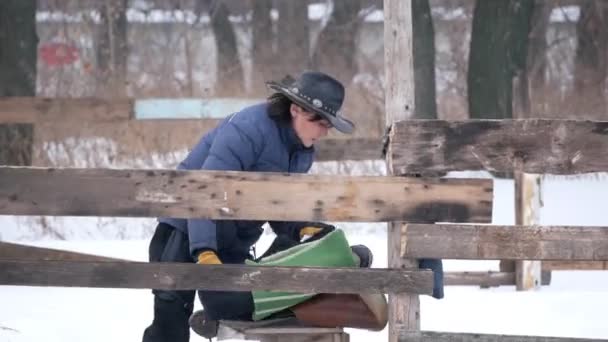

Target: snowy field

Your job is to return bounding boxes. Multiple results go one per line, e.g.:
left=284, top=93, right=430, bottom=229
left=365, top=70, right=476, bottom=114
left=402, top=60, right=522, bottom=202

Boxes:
left=2, top=173, right=608, bottom=341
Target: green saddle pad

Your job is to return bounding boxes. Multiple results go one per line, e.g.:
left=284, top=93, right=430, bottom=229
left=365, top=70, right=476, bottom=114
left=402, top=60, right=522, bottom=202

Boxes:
left=247, top=229, right=357, bottom=321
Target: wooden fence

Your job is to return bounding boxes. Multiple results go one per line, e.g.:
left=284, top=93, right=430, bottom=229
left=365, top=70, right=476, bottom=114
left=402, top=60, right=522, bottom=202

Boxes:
left=1, top=118, right=608, bottom=341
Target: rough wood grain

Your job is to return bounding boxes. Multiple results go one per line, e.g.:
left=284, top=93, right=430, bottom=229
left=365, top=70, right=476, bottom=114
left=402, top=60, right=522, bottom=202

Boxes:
left=0, top=260, right=433, bottom=294
left=399, top=331, right=605, bottom=342
left=401, top=224, right=608, bottom=260
left=248, top=332, right=349, bottom=342
left=444, top=271, right=515, bottom=287
left=389, top=119, right=608, bottom=175
left=543, top=261, right=608, bottom=271
left=514, top=172, right=542, bottom=290
left=0, top=97, right=133, bottom=123
left=0, top=167, right=493, bottom=223
left=0, top=242, right=121, bottom=262
left=444, top=271, right=552, bottom=287
left=384, top=0, right=419, bottom=340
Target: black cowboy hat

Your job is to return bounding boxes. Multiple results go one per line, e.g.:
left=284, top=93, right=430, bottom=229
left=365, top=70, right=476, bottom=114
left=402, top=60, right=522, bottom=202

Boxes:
left=266, top=71, right=355, bottom=134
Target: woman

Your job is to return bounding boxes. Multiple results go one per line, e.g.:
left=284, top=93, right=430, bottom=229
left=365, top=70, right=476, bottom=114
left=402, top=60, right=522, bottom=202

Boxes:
left=142, top=71, right=361, bottom=342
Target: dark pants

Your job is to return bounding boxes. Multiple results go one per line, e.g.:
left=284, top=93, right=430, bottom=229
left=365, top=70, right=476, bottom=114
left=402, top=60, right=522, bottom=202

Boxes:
left=142, top=223, right=254, bottom=342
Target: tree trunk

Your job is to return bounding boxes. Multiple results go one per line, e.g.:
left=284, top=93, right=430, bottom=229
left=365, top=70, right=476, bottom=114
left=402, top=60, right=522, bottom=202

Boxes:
left=573, top=0, right=608, bottom=118
left=412, top=0, right=437, bottom=119
left=0, top=0, right=38, bottom=97
left=251, top=0, right=274, bottom=95
left=312, top=0, right=362, bottom=85
left=467, top=0, right=535, bottom=119
left=524, top=0, right=552, bottom=117
left=0, top=0, right=36, bottom=165
left=96, top=0, right=128, bottom=97
left=276, top=0, right=310, bottom=78
left=209, top=1, right=244, bottom=96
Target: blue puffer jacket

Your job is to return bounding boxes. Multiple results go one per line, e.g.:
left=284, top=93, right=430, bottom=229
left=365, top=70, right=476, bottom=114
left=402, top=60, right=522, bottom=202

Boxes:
left=160, top=103, right=314, bottom=263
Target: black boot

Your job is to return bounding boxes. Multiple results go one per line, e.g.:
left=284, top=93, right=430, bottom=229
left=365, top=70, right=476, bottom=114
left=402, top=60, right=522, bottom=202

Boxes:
left=189, top=309, right=219, bottom=340
left=142, top=296, right=193, bottom=342
left=351, top=244, right=373, bottom=268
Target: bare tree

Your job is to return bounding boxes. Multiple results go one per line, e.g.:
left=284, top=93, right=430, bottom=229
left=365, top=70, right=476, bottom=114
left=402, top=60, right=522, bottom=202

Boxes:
left=312, top=0, right=363, bottom=84
left=523, top=0, right=553, bottom=117
left=467, top=0, right=535, bottom=119
left=0, top=0, right=36, bottom=166
left=0, top=0, right=38, bottom=97
left=413, top=0, right=437, bottom=119
left=206, top=0, right=244, bottom=96
left=276, top=0, right=310, bottom=77
left=572, top=0, right=608, bottom=118
left=95, top=0, right=128, bottom=96
left=251, top=0, right=274, bottom=95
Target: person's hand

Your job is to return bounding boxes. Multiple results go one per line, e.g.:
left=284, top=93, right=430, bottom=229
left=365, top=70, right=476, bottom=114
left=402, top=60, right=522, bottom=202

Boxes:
left=298, top=222, right=335, bottom=242
left=197, top=250, right=222, bottom=265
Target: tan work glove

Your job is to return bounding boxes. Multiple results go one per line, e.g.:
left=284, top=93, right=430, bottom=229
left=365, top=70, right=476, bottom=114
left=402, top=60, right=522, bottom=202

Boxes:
left=298, top=222, right=335, bottom=242
left=197, top=250, right=222, bottom=265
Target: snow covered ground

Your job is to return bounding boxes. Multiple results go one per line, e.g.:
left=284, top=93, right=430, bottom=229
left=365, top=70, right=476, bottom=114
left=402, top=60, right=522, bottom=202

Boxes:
left=2, top=172, right=608, bottom=341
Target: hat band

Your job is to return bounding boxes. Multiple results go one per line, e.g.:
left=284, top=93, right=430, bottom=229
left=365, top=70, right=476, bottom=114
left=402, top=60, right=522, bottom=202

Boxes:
left=288, top=86, right=339, bottom=116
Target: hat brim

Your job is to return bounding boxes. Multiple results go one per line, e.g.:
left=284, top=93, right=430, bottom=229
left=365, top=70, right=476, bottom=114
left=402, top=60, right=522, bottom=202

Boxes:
left=266, top=81, right=355, bottom=134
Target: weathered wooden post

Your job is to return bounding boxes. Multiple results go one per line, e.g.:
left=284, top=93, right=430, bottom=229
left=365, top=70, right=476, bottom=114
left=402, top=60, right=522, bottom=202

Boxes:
left=515, top=172, right=543, bottom=290
left=384, top=1, right=419, bottom=341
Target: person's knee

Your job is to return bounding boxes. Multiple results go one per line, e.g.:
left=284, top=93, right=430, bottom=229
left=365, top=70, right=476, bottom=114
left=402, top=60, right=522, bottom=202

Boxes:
left=419, top=258, right=444, bottom=299
left=198, top=290, right=254, bottom=321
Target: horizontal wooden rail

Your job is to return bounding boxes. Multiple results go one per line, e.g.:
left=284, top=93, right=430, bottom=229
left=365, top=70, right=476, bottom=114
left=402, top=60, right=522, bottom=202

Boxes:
left=0, top=242, right=121, bottom=262
left=30, top=119, right=382, bottom=163
left=444, top=271, right=515, bottom=287
left=400, top=331, right=605, bottom=342
left=402, top=224, right=608, bottom=260
left=0, top=97, right=260, bottom=123
left=0, top=243, right=555, bottom=287
left=0, top=260, right=433, bottom=294
left=0, top=97, right=133, bottom=123
left=0, top=167, right=493, bottom=222
left=444, top=271, right=551, bottom=287
left=543, top=261, right=608, bottom=271
left=390, top=119, right=608, bottom=175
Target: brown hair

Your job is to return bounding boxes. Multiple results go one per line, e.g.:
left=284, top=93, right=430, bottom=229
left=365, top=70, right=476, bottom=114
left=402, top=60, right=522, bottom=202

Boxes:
left=267, top=92, right=327, bottom=124
left=267, top=92, right=292, bottom=124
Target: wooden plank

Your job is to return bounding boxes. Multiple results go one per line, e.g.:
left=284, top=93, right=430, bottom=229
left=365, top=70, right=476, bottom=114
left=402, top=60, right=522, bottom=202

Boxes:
left=32, top=119, right=221, bottom=166
left=0, top=167, right=493, bottom=223
left=389, top=119, right=608, bottom=175
left=444, top=271, right=515, bottom=287
left=384, top=0, right=419, bottom=341
left=0, top=97, right=133, bottom=123
left=399, top=331, right=605, bottom=342
left=543, top=261, right=608, bottom=271
left=246, top=330, right=349, bottom=342
left=401, top=224, right=608, bottom=260
left=444, top=271, right=552, bottom=287
left=216, top=322, right=347, bottom=341
left=0, top=123, right=33, bottom=165
left=244, top=327, right=344, bottom=335
left=0, top=260, right=433, bottom=294
left=0, top=241, right=121, bottom=262
left=31, top=119, right=382, bottom=165
left=515, top=172, right=542, bottom=290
